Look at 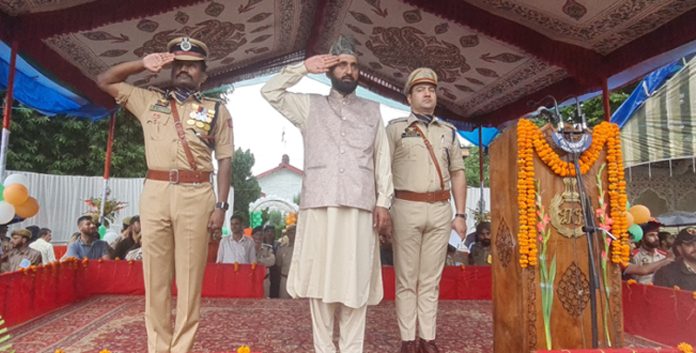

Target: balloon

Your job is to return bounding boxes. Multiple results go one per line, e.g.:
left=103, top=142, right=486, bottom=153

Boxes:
left=626, top=201, right=631, bottom=211
left=243, top=227, right=252, bottom=236
left=98, top=225, right=107, bottom=239
left=0, top=184, right=4, bottom=201
left=3, top=183, right=29, bottom=206
left=0, top=201, right=15, bottom=224
left=222, top=227, right=230, bottom=236
left=14, top=197, right=39, bottom=219
left=629, top=205, right=651, bottom=225
left=3, top=174, right=28, bottom=187
left=624, top=211, right=634, bottom=227
left=628, top=224, right=643, bottom=243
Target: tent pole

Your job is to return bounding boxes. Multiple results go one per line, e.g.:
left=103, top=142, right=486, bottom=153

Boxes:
left=0, top=40, right=19, bottom=181
left=98, top=112, right=118, bottom=226
left=478, top=125, right=485, bottom=221
left=602, top=79, right=611, bottom=121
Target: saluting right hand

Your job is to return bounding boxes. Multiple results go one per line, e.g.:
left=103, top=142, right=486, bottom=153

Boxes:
left=304, top=54, right=340, bottom=74
left=143, top=53, right=176, bottom=73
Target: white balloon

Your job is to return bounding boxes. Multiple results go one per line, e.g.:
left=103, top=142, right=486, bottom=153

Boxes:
left=0, top=201, right=15, bottom=224
left=4, top=174, right=28, bottom=188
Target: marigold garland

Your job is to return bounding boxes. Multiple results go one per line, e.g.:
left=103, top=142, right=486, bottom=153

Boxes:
left=516, top=119, right=629, bottom=267
left=677, top=342, right=694, bottom=353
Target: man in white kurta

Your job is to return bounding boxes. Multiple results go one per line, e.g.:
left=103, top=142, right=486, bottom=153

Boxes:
left=261, top=37, right=393, bottom=353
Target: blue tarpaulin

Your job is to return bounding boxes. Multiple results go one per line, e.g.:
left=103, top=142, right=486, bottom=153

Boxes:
left=457, top=127, right=500, bottom=148
left=611, top=60, right=684, bottom=128
left=1, top=41, right=110, bottom=120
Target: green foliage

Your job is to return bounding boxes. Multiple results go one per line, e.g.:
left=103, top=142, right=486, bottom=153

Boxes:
left=531, top=92, right=630, bottom=128
left=231, top=148, right=261, bottom=222
left=464, top=146, right=489, bottom=187
left=6, top=107, right=146, bottom=177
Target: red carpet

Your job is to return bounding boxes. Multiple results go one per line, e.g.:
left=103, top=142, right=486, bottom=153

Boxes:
left=9, top=296, right=665, bottom=353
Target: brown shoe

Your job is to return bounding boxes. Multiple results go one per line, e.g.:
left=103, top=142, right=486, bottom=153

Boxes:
left=399, top=340, right=418, bottom=353
left=419, top=339, right=440, bottom=353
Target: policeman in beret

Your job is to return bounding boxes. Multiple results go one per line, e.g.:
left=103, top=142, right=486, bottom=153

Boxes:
left=97, top=37, right=233, bottom=353
left=386, top=68, right=468, bottom=353
left=654, top=227, right=696, bottom=290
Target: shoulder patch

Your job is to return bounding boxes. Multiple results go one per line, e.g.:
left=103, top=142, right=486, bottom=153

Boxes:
left=147, top=86, right=165, bottom=94
left=202, top=95, right=224, bottom=103
left=656, top=249, right=668, bottom=256
left=387, top=117, right=409, bottom=126
left=439, top=119, right=458, bottom=131
left=632, top=248, right=641, bottom=256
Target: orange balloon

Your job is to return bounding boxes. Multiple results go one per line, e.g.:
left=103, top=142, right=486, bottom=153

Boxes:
left=243, top=227, right=252, bottom=236
left=15, top=197, right=39, bottom=219
left=3, top=183, right=29, bottom=206
left=629, top=205, right=651, bottom=225
left=624, top=211, right=634, bottom=227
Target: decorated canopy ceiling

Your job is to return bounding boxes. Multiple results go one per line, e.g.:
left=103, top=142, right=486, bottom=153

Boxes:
left=1, top=0, right=696, bottom=125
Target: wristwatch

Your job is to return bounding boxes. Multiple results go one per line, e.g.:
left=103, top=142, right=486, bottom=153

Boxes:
left=215, top=202, right=229, bottom=211
left=455, top=213, right=467, bottom=220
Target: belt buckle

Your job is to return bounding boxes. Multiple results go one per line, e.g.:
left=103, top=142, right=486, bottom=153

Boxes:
left=168, top=169, right=180, bottom=184
left=428, top=193, right=436, bottom=203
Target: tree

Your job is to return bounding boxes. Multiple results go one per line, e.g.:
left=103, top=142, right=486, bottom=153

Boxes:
left=231, top=148, right=261, bottom=222
left=5, top=107, right=146, bottom=177
left=463, top=146, right=489, bottom=187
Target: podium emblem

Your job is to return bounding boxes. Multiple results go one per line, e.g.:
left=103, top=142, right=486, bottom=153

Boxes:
left=550, top=178, right=585, bottom=238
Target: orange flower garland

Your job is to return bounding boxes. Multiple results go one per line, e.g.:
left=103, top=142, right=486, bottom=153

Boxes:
left=516, top=119, right=630, bottom=266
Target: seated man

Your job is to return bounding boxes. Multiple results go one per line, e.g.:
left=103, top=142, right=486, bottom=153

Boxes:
left=654, top=228, right=696, bottom=291
left=0, top=228, right=42, bottom=272
left=63, top=216, right=111, bottom=260
left=28, top=228, right=55, bottom=265
left=216, top=215, right=256, bottom=264
left=469, top=221, right=492, bottom=265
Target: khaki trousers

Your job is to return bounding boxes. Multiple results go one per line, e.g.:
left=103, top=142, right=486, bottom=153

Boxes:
left=391, top=199, right=451, bottom=341
left=310, top=299, right=368, bottom=353
left=140, top=180, right=215, bottom=353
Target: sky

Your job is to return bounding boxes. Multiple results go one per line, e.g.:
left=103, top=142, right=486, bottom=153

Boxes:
left=225, top=74, right=413, bottom=175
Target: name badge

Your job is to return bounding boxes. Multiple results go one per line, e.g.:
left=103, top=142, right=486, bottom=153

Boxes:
left=149, top=104, right=171, bottom=114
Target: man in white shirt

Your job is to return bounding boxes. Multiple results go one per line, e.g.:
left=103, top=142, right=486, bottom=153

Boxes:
left=29, top=228, right=55, bottom=265
left=217, top=215, right=256, bottom=264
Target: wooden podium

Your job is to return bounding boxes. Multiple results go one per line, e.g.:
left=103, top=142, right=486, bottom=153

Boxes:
left=489, top=121, right=626, bottom=352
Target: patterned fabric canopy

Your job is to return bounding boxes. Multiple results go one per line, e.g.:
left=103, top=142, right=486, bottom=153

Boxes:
left=1, top=0, right=696, bottom=125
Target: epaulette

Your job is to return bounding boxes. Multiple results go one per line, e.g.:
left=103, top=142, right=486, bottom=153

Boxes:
left=656, top=249, right=668, bottom=256
left=387, top=117, right=409, bottom=126
left=439, top=119, right=458, bottom=131
left=147, top=86, right=166, bottom=94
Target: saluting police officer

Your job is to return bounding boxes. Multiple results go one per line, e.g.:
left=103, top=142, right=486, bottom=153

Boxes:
left=97, top=37, right=233, bottom=353
left=386, top=68, right=468, bottom=353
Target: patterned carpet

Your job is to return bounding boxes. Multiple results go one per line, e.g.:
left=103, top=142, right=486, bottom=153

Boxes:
left=9, top=296, right=665, bottom=353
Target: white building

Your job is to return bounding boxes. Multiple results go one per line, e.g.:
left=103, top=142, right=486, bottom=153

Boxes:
left=255, top=154, right=303, bottom=202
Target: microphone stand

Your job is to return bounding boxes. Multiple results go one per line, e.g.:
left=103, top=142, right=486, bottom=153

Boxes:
left=570, top=149, right=601, bottom=348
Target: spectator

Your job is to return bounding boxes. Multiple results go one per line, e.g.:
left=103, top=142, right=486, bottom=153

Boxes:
left=276, top=225, right=296, bottom=298
left=0, top=228, right=41, bottom=272
left=0, top=225, right=10, bottom=255
left=124, top=231, right=143, bottom=261
left=630, top=221, right=667, bottom=284
left=63, top=215, right=111, bottom=260
left=654, top=227, right=696, bottom=290
left=216, top=215, right=256, bottom=264
left=26, top=225, right=40, bottom=243
left=469, top=222, right=492, bottom=265
left=264, top=225, right=281, bottom=298
left=658, top=231, right=675, bottom=255
left=253, top=226, right=275, bottom=297
left=113, top=216, right=141, bottom=259
left=29, top=228, right=55, bottom=265
left=445, top=244, right=458, bottom=266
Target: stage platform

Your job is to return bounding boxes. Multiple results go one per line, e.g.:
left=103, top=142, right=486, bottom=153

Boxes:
left=9, top=296, right=666, bottom=353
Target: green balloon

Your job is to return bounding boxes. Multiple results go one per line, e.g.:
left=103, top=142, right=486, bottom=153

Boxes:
left=0, top=184, right=4, bottom=201
left=628, top=224, right=643, bottom=243
left=222, top=226, right=230, bottom=236
left=98, top=225, right=107, bottom=239
left=626, top=201, right=631, bottom=211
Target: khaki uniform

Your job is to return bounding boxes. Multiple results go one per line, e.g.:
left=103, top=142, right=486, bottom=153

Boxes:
left=630, top=247, right=667, bottom=284
left=115, top=83, right=233, bottom=353
left=386, top=113, right=464, bottom=341
left=275, top=243, right=294, bottom=298
left=1, top=246, right=41, bottom=272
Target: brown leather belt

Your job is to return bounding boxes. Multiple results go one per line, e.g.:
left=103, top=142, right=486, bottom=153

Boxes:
left=146, top=169, right=211, bottom=184
left=395, top=190, right=450, bottom=203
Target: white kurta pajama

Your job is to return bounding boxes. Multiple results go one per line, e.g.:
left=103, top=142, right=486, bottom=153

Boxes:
left=262, top=63, right=393, bottom=353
